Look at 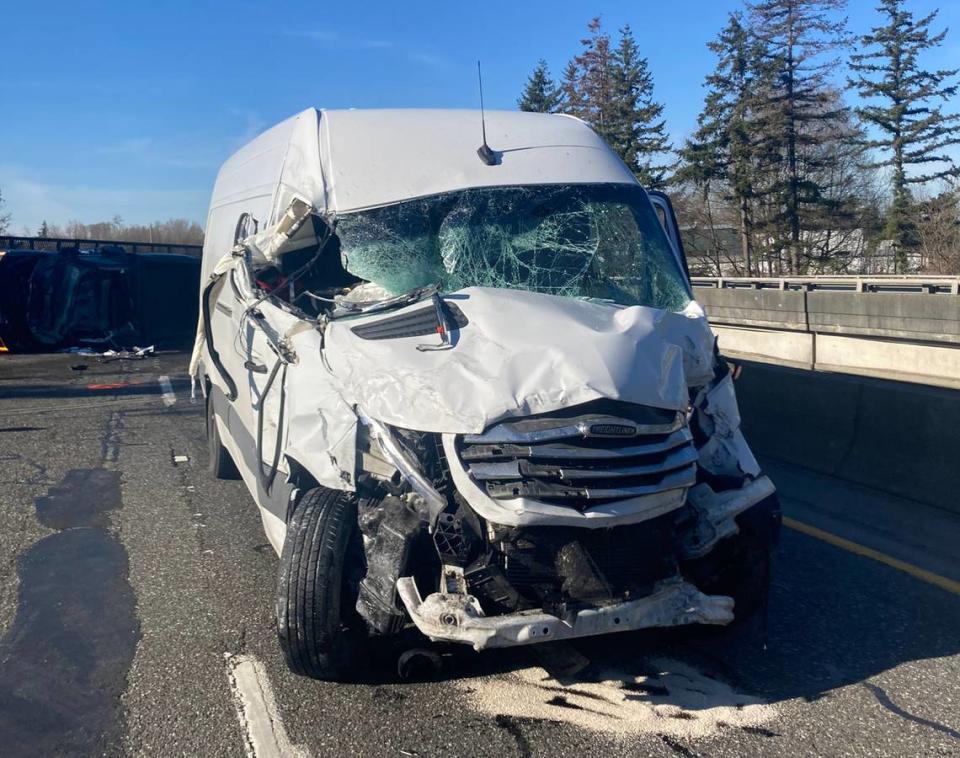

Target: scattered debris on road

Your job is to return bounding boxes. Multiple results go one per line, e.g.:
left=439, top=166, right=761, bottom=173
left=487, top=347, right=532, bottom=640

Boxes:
left=457, top=657, right=775, bottom=739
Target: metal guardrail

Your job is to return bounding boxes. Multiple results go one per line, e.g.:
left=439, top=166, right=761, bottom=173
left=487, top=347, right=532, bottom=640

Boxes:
left=0, top=235, right=203, bottom=256
left=692, top=275, right=960, bottom=295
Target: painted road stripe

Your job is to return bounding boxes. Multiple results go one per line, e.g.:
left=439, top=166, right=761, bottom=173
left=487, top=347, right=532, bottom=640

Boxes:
left=158, top=376, right=176, bottom=407
left=783, top=516, right=960, bottom=596
left=225, top=654, right=308, bottom=758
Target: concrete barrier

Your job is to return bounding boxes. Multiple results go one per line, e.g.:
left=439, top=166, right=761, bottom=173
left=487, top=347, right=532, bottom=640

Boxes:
left=713, top=325, right=960, bottom=389
left=696, top=288, right=808, bottom=331
left=735, top=360, right=960, bottom=513
left=696, top=284, right=960, bottom=345
left=806, top=291, right=960, bottom=344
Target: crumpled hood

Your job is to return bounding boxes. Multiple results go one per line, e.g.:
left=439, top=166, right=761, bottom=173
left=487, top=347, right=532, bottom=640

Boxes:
left=324, top=287, right=716, bottom=434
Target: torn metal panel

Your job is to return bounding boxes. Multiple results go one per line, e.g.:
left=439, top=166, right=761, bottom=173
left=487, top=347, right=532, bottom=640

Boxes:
left=693, top=373, right=762, bottom=478
left=243, top=199, right=322, bottom=266
left=356, top=411, right=446, bottom=519
left=677, top=477, right=777, bottom=560
left=279, top=323, right=359, bottom=491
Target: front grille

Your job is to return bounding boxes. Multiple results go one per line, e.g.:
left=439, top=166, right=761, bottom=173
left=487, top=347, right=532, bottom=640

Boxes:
left=457, top=402, right=697, bottom=510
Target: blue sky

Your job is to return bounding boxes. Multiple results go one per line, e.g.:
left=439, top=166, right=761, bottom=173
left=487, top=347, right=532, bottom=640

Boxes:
left=2, top=0, right=958, bottom=233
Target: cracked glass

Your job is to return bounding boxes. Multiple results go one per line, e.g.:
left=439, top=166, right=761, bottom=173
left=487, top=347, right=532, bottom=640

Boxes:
left=335, top=184, right=691, bottom=312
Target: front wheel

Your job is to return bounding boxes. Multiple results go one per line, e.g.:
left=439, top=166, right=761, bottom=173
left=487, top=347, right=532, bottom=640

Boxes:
left=276, top=487, right=367, bottom=680
left=685, top=494, right=780, bottom=623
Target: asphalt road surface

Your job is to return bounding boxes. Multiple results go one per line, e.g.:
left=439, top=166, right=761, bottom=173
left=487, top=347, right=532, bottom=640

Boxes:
left=0, top=352, right=957, bottom=757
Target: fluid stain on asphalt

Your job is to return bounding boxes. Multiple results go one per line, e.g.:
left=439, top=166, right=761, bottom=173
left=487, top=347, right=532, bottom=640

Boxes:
left=0, top=469, right=139, bottom=756
left=35, top=468, right=122, bottom=529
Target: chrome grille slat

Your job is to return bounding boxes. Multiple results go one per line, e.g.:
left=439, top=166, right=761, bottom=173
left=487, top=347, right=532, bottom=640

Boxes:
left=462, top=413, right=684, bottom=445
left=468, top=444, right=699, bottom=481
left=457, top=409, right=698, bottom=511
left=484, top=466, right=696, bottom=500
left=460, top=427, right=693, bottom=462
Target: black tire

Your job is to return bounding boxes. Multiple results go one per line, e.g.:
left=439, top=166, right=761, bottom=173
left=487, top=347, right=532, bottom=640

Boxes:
left=685, top=494, right=780, bottom=623
left=276, top=487, right=367, bottom=680
left=207, top=395, right=240, bottom=479
left=704, top=531, right=771, bottom=622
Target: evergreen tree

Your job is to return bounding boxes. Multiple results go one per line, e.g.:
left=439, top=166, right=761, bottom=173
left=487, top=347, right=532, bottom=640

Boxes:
left=849, top=0, right=960, bottom=272
left=562, top=17, right=617, bottom=142
left=610, top=25, right=673, bottom=188
left=560, top=60, right=584, bottom=118
left=798, top=92, right=882, bottom=272
left=562, top=19, right=673, bottom=187
left=517, top=59, right=563, bottom=113
left=748, top=0, right=851, bottom=273
left=677, top=13, right=766, bottom=272
left=0, top=189, right=10, bottom=236
left=37, top=220, right=50, bottom=237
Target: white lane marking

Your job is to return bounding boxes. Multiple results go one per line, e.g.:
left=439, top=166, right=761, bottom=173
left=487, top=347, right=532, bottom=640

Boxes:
left=225, top=653, right=310, bottom=758
left=158, top=375, right=177, bottom=407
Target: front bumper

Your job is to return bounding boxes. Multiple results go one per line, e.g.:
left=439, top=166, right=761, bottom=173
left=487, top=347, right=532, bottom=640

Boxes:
left=396, top=575, right=735, bottom=651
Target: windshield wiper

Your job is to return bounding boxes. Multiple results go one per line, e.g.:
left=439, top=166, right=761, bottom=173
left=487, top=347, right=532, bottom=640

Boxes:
left=329, top=283, right=439, bottom=320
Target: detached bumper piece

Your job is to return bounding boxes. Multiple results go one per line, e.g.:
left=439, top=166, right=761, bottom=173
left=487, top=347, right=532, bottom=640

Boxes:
left=396, top=576, right=734, bottom=651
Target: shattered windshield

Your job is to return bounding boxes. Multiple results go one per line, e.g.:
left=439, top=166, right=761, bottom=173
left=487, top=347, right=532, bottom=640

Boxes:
left=334, top=184, right=691, bottom=312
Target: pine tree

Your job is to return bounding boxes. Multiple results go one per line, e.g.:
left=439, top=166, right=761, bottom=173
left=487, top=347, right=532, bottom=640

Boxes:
left=0, top=189, right=10, bottom=236
left=518, top=59, right=563, bottom=113
left=610, top=25, right=673, bottom=188
left=560, top=60, right=584, bottom=118
left=748, top=0, right=851, bottom=274
left=37, top=220, right=50, bottom=237
left=562, top=18, right=617, bottom=142
left=677, top=13, right=766, bottom=272
left=562, top=20, right=673, bottom=188
left=849, top=0, right=960, bottom=272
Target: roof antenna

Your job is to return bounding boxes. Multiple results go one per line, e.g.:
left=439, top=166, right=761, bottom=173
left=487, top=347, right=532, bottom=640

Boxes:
left=476, top=60, right=499, bottom=166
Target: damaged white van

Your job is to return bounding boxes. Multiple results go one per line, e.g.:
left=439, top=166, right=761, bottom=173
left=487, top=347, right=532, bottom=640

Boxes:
left=191, top=108, right=780, bottom=680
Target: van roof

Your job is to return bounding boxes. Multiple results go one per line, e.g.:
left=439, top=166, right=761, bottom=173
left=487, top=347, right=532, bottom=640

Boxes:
left=209, top=108, right=638, bottom=222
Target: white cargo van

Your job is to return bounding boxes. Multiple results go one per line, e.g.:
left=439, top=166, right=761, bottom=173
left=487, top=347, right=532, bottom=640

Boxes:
left=192, top=108, right=780, bottom=680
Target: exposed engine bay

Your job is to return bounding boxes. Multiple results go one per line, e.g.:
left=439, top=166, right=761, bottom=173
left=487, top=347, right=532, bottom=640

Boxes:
left=349, top=362, right=778, bottom=650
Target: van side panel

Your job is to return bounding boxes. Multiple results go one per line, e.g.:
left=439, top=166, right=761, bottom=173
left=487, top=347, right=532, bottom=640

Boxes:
left=201, top=114, right=302, bottom=280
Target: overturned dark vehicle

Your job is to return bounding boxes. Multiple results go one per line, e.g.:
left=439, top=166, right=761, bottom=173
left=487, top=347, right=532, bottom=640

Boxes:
left=192, top=108, right=781, bottom=680
left=0, top=246, right=200, bottom=351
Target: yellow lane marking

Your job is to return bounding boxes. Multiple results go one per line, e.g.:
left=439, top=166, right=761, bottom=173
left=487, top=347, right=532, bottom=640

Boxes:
left=783, top=516, right=960, bottom=596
